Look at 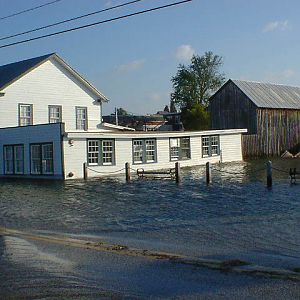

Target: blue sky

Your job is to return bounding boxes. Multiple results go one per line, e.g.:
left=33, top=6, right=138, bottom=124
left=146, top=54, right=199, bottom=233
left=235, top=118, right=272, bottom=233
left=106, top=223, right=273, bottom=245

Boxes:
left=0, top=0, right=300, bottom=115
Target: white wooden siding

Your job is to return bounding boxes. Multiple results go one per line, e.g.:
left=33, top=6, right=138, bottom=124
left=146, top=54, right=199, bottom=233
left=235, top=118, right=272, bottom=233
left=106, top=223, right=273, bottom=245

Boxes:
left=220, top=133, right=243, bottom=162
left=1, top=58, right=102, bottom=131
left=63, top=130, right=245, bottom=179
left=0, top=123, right=63, bottom=178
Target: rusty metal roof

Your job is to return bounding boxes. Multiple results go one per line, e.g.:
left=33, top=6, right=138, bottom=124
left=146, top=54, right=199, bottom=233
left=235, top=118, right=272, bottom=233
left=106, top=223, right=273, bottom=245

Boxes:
left=232, top=79, right=300, bottom=109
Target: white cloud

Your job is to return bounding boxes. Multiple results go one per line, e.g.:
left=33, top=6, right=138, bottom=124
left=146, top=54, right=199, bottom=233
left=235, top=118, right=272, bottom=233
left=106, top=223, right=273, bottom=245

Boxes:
left=263, top=20, right=290, bottom=32
left=115, top=59, right=145, bottom=72
left=175, top=44, right=195, bottom=61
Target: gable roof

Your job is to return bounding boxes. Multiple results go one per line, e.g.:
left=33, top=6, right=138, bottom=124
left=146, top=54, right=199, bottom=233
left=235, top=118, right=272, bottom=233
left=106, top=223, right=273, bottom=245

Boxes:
left=0, top=53, right=108, bottom=101
left=231, top=79, right=300, bottom=109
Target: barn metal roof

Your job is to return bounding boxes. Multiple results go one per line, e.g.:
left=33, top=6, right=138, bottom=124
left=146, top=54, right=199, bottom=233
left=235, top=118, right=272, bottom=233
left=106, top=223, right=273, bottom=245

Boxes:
left=232, top=79, right=300, bottom=109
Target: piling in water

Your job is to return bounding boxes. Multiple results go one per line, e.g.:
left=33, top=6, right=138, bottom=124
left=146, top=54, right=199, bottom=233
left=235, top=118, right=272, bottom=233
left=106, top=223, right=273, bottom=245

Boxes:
left=206, top=162, right=212, bottom=185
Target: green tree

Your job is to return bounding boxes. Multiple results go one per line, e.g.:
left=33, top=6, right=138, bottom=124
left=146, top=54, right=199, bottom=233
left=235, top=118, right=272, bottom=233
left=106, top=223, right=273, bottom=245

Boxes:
left=170, top=99, right=177, bottom=113
left=116, top=107, right=129, bottom=116
left=171, top=51, right=225, bottom=109
left=163, top=105, right=170, bottom=112
left=181, top=103, right=210, bottom=131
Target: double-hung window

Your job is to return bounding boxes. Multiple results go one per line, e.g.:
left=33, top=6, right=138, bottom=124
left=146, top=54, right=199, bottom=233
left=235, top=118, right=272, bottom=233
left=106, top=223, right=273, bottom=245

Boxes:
left=170, top=137, right=191, bottom=161
left=4, top=145, right=24, bottom=175
left=30, top=143, right=54, bottom=175
left=202, top=135, right=220, bottom=157
left=132, top=139, right=156, bottom=164
left=87, top=139, right=115, bottom=166
left=49, top=105, right=62, bottom=123
left=19, top=104, right=33, bottom=126
left=76, top=107, right=88, bottom=130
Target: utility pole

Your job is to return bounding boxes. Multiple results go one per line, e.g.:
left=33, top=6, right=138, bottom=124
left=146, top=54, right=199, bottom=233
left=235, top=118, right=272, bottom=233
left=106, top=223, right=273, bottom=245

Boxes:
left=115, top=107, right=118, bottom=126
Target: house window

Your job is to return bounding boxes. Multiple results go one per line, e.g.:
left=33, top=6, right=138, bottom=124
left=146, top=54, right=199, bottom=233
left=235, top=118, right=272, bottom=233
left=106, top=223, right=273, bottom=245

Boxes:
left=49, top=105, right=62, bottom=123
left=30, top=143, right=54, bottom=175
left=102, top=140, right=114, bottom=165
left=202, top=135, right=220, bottom=157
left=19, top=104, right=33, bottom=126
left=170, top=137, right=191, bottom=161
left=4, top=145, right=24, bottom=175
left=76, top=107, right=87, bottom=130
left=87, top=139, right=115, bottom=166
left=132, top=139, right=156, bottom=164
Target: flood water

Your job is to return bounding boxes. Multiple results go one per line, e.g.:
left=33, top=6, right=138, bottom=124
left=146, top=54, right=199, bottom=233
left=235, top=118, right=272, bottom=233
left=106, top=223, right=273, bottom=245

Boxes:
left=0, top=158, right=299, bottom=270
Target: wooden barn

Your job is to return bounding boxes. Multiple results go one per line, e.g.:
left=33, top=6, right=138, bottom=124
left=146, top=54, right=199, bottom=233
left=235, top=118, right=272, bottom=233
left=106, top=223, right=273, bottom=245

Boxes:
left=209, top=79, right=300, bottom=157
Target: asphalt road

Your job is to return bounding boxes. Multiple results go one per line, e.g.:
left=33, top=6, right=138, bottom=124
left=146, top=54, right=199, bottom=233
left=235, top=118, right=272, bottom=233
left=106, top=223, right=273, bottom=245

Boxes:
left=1, top=233, right=300, bottom=299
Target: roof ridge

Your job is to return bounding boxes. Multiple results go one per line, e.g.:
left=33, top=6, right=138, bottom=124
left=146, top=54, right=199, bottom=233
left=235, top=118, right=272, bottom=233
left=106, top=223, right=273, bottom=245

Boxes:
left=232, top=79, right=300, bottom=89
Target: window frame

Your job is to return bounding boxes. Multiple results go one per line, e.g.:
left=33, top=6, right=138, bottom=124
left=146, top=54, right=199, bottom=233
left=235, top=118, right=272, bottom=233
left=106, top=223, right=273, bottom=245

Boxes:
left=132, top=139, right=157, bottom=165
left=201, top=135, right=220, bottom=158
left=48, top=105, right=62, bottom=123
left=30, top=142, right=54, bottom=175
left=76, top=106, right=88, bottom=131
left=169, top=137, right=191, bottom=161
left=18, top=103, right=33, bottom=126
left=87, top=139, right=115, bottom=166
left=3, top=144, right=24, bottom=175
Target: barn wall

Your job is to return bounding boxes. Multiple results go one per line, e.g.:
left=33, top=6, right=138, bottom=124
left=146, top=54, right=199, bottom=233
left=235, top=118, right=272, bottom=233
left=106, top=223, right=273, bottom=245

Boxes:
left=210, top=81, right=257, bottom=134
left=243, top=108, right=300, bottom=157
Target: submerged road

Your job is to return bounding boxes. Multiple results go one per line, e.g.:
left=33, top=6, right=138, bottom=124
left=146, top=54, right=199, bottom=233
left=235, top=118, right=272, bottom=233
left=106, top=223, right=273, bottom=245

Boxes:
left=1, top=228, right=300, bottom=299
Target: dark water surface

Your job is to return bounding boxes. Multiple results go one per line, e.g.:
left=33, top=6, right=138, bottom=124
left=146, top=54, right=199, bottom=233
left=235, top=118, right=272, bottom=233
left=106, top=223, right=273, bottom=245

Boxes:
left=1, top=158, right=300, bottom=269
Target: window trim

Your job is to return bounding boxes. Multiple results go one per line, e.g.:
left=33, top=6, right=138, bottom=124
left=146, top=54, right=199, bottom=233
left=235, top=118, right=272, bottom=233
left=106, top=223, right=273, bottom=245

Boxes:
left=87, top=139, right=115, bottom=166
left=201, top=135, right=220, bottom=158
left=132, top=138, right=157, bottom=165
left=48, top=105, right=62, bottom=123
left=76, top=106, right=88, bottom=131
left=18, top=103, right=33, bottom=126
left=30, top=142, right=54, bottom=175
left=169, top=137, right=191, bottom=161
left=3, top=144, right=24, bottom=175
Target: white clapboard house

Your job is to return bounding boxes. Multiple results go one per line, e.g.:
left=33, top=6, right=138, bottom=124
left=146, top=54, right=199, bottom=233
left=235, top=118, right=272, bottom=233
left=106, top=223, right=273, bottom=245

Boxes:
left=0, top=53, right=246, bottom=180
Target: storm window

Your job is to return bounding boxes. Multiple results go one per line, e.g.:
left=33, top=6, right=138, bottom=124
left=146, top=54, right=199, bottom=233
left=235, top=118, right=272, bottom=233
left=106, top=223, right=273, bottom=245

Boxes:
left=132, top=139, right=156, bottom=164
left=19, top=104, right=33, bottom=126
left=202, top=136, right=220, bottom=157
left=87, top=139, right=115, bottom=166
left=169, top=137, right=191, bottom=161
left=4, top=145, right=24, bottom=175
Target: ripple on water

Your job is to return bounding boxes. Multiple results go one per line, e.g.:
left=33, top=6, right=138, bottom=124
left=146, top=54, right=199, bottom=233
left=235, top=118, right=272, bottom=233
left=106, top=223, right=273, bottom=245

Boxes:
left=0, top=158, right=300, bottom=268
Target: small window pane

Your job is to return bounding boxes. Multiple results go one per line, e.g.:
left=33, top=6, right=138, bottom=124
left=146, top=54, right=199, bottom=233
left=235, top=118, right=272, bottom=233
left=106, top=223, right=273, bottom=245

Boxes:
left=88, top=140, right=99, bottom=165
left=76, top=107, right=87, bottom=130
left=133, top=140, right=144, bottom=164
left=102, top=140, right=113, bottom=165
left=49, top=106, right=61, bottom=123
left=145, top=140, right=155, bottom=162
left=170, top=138, right=180, bottom=161
left=42, top=144, right=53, bottom=174
left=31, top=145, right=41, bottom=174
left=19, top=104, right=32, bottom=126
left=181, top=137, right=191, bottom=159
left=4, top=146, right=14, bottom=174
left=14, top=145, right=24, bottom=174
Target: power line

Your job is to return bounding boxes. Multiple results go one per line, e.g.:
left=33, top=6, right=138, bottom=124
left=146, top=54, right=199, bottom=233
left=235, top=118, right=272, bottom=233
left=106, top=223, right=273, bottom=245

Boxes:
left=0, top=0, right=63, bottom=21
left=0, top=0, right=145, bottom=42
left=0, top=0, right=192, bottom=49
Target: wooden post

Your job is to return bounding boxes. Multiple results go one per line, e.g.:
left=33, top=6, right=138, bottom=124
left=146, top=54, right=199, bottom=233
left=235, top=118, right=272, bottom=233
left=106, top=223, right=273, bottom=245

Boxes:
left=266, top=160, right=272, bottom=188
left=125, top=162, right=131, bottom=182
left=206, top=161, right=211, bottom=185
left=175, top=162, right=180, bottom=183
left=83, top=162, right=88, bottom=180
